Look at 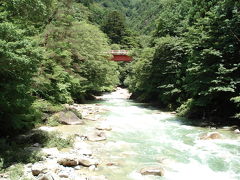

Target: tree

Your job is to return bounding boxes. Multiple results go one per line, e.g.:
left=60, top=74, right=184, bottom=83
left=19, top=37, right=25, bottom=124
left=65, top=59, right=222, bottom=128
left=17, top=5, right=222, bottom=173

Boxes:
left=102, top=11, right=127, bottom=44
left=125, top=48, right=155, bottom=101
left=126, top=0, right=240, bottom=124
left=0, top=0, right=55, bottom=136
left=182, top=0, right=240, bottom=121
left=34, top=0, right=119, bottom=104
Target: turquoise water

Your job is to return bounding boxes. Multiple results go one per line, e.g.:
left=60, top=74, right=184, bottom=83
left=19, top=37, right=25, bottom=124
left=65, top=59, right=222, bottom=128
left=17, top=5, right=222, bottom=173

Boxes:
left=94, top=92, right=240, bottom=180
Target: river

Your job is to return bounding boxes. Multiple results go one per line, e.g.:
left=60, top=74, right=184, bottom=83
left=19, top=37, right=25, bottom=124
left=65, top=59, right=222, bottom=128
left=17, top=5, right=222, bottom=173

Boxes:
left=58, top=89, right=240, bottom=180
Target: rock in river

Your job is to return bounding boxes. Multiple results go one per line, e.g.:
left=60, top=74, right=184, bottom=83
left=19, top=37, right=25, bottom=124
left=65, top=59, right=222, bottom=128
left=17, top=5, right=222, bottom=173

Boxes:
left=140, top=166, right=165, bottom=176
left=200, top=132, right=222, bottom=140
left=52, top=111, right=84, bottom=125
left=78, top=156, right=99, bottom=167
left=86, top=131, right=106, bottom=142
left=106, top=162, right=119, bottom=167
left=96, top=124, right=112, bottom=131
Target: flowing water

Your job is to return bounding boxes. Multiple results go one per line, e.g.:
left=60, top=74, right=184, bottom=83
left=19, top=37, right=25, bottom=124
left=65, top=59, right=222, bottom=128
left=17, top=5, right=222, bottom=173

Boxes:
left=58, top=89, right=240, bottom=180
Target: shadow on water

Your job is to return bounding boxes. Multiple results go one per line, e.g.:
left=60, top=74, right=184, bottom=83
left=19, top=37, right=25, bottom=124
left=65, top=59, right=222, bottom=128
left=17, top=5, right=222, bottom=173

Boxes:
left=173, top=116, right=240, bottom=129
left=92, top=96, right=240, bottom=129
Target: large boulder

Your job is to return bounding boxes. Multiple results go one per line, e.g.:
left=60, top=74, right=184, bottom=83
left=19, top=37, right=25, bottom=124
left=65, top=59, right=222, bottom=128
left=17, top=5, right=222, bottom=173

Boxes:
left=57, top=154, right=78, bottom=167
left=200, top=132, right=222, bottom=140
left=52, top=111, right=84, bottom=125
left=140, top=166, right=165, bottom=176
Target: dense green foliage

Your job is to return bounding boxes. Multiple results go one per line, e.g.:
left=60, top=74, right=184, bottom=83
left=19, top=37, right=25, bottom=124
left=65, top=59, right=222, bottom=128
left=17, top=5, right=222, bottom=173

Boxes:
left=92, top=0, right=137, bottom=18
left=102, top=11, right=127, bottom=44
left=34, top=1, right=119, bottom=103
left=102, top=11, right=137, bottom=48
left=0, top=0, right=119, bottom=136
left=0, top=0, right=55, bottom=136
left=129, top=0, right=168, bottom=34
left=91, top=0, right=160, bottom=34
left=127, top=0, right=240, bottom=124
left=1, top=0, right=239, bottom=137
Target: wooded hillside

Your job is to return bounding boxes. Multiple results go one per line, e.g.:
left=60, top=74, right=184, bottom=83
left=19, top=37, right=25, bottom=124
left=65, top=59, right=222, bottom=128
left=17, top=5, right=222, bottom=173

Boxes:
left=126, top=0, right=240, bottom=125
left=1, top=0, right=239, bottom=137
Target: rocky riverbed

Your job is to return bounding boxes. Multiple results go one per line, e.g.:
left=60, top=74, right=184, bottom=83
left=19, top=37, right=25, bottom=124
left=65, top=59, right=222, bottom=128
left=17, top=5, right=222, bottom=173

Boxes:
left=23, top=105, right=114, bottom=180
left=0, top=88, right=132, bottom=180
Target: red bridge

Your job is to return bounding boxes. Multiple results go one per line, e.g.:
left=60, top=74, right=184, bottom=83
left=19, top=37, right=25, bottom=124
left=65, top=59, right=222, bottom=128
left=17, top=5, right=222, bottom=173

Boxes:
left=110, top=50, right=132, bottom=62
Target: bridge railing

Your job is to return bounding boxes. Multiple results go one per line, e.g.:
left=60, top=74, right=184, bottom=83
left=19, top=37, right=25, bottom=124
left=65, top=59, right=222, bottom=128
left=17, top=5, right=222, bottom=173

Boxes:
left=110, top=50, right=129, bottom=55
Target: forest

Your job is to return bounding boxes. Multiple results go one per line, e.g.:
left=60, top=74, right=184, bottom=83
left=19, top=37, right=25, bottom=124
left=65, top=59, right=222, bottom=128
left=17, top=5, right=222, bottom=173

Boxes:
left=126, top=0, right=240, bottom=125
left=0, top=0, right=240, bottom=179
left=0, top=0, right=239, bottom=137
